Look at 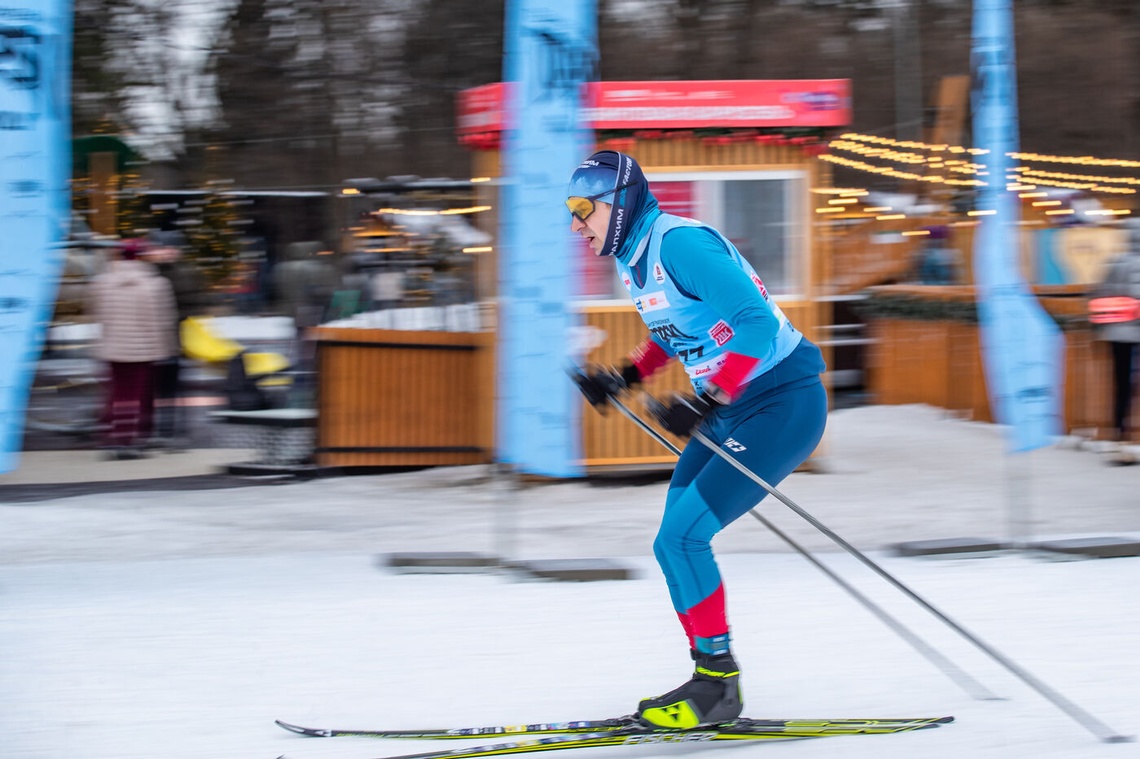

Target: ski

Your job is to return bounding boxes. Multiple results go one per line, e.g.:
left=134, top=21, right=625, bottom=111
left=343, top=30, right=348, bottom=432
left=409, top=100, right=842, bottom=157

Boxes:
left=275, top=714, right=954, bottom=740
left=274, top=717, right=631, bottom=739
left=275, top=717, right=953, bottom=759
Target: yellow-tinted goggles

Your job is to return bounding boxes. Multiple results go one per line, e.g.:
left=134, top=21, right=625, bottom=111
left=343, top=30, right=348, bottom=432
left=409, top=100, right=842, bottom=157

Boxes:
left=566, top=181, right=636, bottom=222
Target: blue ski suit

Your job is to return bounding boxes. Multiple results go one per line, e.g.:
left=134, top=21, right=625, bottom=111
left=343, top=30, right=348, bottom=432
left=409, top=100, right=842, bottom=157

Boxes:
left=612, top=190, right=828, bottom=657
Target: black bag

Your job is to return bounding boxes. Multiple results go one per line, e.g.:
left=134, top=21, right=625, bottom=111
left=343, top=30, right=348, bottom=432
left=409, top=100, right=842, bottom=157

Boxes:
left=224, top=352, right=268, bottom=411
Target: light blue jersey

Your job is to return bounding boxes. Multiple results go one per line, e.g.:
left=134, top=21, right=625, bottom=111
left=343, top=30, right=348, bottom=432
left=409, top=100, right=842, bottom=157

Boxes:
left=616, top=213, right=802, bottom=396
left=568, top=151, right=828, bottom=672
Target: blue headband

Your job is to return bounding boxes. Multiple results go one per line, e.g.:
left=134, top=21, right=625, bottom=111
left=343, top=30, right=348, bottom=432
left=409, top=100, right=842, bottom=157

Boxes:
left=567, top=155, right=619, bottom=201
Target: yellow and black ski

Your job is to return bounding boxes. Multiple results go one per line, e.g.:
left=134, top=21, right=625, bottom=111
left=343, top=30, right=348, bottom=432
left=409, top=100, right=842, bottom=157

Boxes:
left=275, top=715, right=954, bottom=758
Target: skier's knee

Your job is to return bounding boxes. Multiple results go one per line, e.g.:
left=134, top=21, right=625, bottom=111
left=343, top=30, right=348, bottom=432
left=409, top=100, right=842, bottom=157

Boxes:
left=653, top=524, right=710, bottom=565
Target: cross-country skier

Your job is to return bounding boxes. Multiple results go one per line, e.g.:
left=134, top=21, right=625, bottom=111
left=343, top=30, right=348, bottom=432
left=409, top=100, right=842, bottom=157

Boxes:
left=568, top=150, right=828, bottom=729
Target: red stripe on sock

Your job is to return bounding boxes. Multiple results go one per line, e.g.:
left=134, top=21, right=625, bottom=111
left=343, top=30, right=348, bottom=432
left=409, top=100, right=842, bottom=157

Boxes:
left=687, top=584, right=728, bottom=640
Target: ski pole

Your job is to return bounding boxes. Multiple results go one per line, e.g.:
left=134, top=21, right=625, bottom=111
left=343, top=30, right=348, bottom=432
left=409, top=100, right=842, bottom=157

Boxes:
left=610, top=395, right=1131, bottom=744
left=604, top=395, right=1000, bottom=702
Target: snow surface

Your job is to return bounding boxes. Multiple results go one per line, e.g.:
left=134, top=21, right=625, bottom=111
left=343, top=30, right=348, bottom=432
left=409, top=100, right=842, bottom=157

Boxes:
left=2, top=404, right=1139, bottom=759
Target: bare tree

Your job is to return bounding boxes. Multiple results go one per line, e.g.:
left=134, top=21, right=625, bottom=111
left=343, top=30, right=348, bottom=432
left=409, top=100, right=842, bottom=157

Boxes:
left=398, top=0, right=504, bottom=178
left=208, top=0, right=338, bottom=188
left=77, top=0, right=1135, bottom=194
left=71, top=0, right=129, bottom=137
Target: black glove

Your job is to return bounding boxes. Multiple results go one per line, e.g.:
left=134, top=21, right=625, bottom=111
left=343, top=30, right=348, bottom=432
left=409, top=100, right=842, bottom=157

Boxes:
left=570, top=363, right=640, bottom=409
left=647, top=393, right=716, bottom=437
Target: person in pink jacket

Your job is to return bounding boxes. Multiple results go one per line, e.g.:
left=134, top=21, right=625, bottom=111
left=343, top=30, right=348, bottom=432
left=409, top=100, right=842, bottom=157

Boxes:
left=89, top=239, right=178, bottom=459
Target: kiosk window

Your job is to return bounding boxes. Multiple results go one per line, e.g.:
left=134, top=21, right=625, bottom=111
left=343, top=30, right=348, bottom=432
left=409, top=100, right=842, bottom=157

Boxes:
left=581, top=171, right=807, bottom=301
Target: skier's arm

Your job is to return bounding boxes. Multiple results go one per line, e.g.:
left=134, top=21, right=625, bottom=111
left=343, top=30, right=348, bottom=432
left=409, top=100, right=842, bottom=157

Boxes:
left=624, top=335, right=674, bottom=385
left=660, top=226, right=780, bottom=401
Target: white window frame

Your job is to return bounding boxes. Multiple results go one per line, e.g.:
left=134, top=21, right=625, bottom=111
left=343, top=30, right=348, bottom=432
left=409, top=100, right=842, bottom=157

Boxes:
left=647, top=169, right=809, bottom=300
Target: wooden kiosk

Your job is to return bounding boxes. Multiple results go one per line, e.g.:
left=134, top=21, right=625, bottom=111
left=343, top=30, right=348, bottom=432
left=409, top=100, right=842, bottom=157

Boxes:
left=314, top=80, right=852, bottom=470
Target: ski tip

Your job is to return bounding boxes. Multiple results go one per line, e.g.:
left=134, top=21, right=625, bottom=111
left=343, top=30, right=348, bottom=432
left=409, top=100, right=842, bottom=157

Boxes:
left=275, top=720, right=325, bottom=737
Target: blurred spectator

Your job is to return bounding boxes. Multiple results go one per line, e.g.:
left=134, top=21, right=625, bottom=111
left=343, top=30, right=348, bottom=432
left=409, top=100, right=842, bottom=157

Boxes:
left=340, top=257, right=374, bottom=314
left=230, top=260, right=262, bottom=315
left=143, top=231, right=207, bottom=446
left=89, top=239, right=178, bottom=459
left=146, top=230, right=210, bottom=321
left=371, top=269, right=405, bottom=310
left=271, top=241, right=340, bottom=327
left=1091, top=220, right=1140, bottom=464
left=915, top=226, right=963, bottom=285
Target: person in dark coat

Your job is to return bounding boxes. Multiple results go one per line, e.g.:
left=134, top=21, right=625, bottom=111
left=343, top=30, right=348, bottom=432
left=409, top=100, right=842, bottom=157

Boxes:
left=143, top=231, right=208, bottom=445
left=1092, top=220, right=1140, bottom=464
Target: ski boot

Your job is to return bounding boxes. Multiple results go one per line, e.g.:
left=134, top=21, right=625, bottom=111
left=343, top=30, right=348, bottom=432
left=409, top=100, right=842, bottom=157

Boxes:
left=637, top=651, right=742, bottom=729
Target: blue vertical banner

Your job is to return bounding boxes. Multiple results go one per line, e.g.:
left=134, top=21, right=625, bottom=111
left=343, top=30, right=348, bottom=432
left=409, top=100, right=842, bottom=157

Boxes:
left=0, top=0, right=72, bottom=473
left=497, top=0, right=596, bottom=476
left=971, top=0, right=1064, bottom=452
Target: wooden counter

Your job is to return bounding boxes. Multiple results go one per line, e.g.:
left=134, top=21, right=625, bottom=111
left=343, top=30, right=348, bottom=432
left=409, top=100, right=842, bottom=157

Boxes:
left=862, top=285, right=1130, bottom=439
left=313, top=326, right=494, bottom=468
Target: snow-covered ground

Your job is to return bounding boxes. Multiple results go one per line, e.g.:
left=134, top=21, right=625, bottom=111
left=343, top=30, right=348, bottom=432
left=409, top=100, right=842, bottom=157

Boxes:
left=2, top=405, right=1138, bottom=759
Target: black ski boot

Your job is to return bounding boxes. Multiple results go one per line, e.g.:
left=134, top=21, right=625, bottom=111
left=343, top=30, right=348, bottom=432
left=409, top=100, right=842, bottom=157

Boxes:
left=637, top=651, right=743, bottom=729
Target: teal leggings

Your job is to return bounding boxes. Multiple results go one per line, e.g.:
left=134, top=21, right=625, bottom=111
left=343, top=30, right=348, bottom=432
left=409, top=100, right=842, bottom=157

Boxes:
left=653, top=363, right=827, bottom=654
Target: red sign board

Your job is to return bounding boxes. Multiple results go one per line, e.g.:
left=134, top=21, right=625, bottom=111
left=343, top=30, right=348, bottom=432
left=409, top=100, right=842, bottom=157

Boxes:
left=651, top=181, right=695, bottom=218
left=457, top=80, right=851, bottom=137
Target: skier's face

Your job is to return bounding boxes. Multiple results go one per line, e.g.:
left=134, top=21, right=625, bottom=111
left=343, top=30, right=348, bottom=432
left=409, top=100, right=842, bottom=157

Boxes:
left=569, top=200, right=611, bottom=254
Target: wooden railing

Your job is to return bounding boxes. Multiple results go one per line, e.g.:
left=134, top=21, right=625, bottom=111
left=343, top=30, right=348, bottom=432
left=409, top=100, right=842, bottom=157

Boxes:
left=313, top=281, right=1131, bottom=472
left=313, top=326, right=494, bottom=467
left=863, top=285, right=1132, bottom=440
left=312, top=297, right=824, bottom=471
left=577, top=306, right=691, bottom=467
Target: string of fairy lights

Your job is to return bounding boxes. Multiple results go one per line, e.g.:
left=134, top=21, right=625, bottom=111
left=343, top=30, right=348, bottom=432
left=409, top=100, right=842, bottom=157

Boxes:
left=816, top=132, right=1137, bottom=225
